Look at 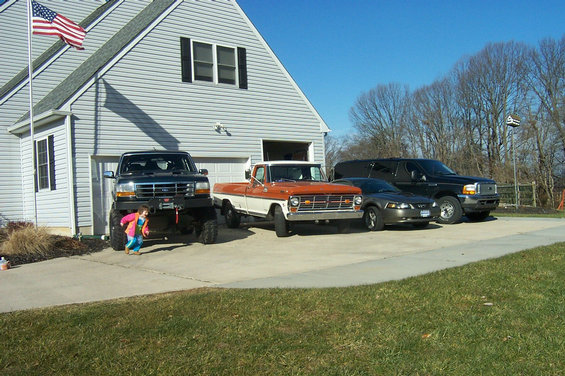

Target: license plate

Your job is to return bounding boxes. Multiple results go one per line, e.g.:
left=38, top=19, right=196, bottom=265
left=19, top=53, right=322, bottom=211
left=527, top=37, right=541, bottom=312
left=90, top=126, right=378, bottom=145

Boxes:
left=420, top=210, right=431, bottom=217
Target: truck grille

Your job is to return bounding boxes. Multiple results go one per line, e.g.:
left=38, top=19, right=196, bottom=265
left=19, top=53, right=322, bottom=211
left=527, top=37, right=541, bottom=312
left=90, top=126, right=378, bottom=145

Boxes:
left=478, top=183, right=497, bottom=195
left=135, top=182, right=195, bottom=198
left=296, top=195, right=355, bottom=211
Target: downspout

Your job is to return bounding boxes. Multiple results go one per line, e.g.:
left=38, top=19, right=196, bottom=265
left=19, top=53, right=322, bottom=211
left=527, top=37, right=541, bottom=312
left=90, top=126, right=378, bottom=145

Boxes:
left=66, top=114, right=77, bottom=235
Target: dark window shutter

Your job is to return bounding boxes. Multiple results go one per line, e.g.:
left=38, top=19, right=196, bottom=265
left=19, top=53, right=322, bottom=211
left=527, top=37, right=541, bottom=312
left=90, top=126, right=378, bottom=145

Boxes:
left=48, top=135, right=56, bottom=190
left=237, top=47, right=248, bottom=89
left=180, top=37, right=192, bottom=83
left=34, top=141, right=38, bottom=192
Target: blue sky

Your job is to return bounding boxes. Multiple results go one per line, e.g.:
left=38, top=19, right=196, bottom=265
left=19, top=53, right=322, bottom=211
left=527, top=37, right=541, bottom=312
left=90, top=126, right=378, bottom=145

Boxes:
left=237, top=0, right=565, bottom=137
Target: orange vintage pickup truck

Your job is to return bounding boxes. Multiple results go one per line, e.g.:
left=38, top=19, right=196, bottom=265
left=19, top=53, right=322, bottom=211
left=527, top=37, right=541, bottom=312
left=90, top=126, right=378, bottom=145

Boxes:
left=213, top=161, right=363, bottom=237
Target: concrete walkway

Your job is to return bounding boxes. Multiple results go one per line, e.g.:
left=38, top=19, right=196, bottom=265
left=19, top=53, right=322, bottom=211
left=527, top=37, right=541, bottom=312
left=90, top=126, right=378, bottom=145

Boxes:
left=1, top=217, right=564, bottom=313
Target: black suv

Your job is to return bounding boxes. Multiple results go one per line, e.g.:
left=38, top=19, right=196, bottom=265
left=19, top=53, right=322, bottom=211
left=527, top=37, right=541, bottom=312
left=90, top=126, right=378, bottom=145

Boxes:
left=104, top=151, right=218, bottom=250
left=333, top=158, right=499, bottom=224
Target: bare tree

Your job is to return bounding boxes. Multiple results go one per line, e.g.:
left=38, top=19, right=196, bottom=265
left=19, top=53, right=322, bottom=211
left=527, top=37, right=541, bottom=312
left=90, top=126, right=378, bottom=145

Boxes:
left=527, top=36, right=565, bottom=156
left=453, top=42, right=529, bottom=177
left=349, top=83, right=411, bottom=157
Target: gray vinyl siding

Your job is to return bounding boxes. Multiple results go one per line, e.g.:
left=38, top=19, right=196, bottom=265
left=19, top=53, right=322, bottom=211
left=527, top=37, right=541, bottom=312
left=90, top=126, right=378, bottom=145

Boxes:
left=68, top=0, right=326, bottom=228
left=0, top=0, right=148, bottom=223
left=19, top=119, right=70, bottom=227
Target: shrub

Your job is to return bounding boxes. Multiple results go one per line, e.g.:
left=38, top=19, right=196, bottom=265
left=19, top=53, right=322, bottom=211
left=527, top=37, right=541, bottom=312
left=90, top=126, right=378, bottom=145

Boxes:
left=0, top=226, right=57, bottom=257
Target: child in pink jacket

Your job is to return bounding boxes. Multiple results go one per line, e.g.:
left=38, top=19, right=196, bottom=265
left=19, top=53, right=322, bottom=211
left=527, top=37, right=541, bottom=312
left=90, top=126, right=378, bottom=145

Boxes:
left=120, top=205, right=150, bottom=255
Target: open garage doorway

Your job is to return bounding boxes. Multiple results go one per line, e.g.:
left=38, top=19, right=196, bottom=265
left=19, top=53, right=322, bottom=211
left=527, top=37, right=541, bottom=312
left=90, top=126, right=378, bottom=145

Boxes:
left=263, top=140, right=311, bottom=161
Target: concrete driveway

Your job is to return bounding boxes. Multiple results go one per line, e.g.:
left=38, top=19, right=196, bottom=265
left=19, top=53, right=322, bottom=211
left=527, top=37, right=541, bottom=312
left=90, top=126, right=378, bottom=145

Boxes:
left=1, top=216, right=565, bottom=313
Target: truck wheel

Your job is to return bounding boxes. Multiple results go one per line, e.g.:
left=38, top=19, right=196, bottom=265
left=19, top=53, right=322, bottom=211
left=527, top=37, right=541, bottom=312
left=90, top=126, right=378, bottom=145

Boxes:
left=109, top=210, right=126, bottom=251
left=363, top=206, right=384, bottom=231
left=196, top=207, right=218, bottom=244
left=224, top=202, right=241, bottom=228
left=437, top=196, right=462, bottom=224
left=274, top=206, right=290, bottom=237
left=467, top=211, right=490, bottom=222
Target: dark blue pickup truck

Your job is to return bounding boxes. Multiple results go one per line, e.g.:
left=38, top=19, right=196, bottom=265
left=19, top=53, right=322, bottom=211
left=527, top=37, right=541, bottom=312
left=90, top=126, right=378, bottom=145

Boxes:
left=333, top=158, right=499, bottom=224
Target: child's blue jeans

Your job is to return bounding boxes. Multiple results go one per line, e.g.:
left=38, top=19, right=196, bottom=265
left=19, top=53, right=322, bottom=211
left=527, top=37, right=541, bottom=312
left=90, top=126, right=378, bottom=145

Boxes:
left=126, top=235, right=143, bottom=252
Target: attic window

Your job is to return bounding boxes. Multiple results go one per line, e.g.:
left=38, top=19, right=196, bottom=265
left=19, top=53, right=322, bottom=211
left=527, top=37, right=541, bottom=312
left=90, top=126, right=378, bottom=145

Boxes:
left=193, top=42, right=213, bottom=82
left=180, top=37, right=247, bottom=89
left=217, top=46, right=236, bottom=84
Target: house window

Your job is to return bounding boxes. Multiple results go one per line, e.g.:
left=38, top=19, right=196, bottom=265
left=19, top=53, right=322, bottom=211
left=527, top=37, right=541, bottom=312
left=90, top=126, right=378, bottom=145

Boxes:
left=180, top=37, right=247, bottom=89
left=34, top=135, right=55, bottom=191
left=193, top=41, right=213, bottom=82
left=217, top=46, right=236, bottom=84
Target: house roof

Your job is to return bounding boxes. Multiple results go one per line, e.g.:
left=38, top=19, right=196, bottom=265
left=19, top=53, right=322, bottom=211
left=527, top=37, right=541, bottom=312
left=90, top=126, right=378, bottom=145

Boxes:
left=0, top=0, right=118, bottom=101
left=16, top=0, right=176, bottom=123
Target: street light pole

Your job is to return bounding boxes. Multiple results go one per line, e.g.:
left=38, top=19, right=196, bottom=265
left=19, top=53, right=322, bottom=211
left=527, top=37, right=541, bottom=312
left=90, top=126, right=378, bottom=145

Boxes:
left=506, top=115, right=521, bottom=209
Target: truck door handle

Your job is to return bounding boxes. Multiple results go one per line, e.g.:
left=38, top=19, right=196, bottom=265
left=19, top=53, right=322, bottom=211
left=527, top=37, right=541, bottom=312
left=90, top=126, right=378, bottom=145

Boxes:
left=428, top=183, right=438, bottom=187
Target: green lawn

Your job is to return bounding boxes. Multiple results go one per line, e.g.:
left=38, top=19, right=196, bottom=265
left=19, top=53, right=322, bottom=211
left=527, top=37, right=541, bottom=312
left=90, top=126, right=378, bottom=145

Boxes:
left=1, top=243, right=564, bottom=375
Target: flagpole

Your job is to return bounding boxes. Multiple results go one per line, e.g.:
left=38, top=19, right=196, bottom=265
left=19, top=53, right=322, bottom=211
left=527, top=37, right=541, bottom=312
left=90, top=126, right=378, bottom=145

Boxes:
left=26, top=0, right=38, bottom=226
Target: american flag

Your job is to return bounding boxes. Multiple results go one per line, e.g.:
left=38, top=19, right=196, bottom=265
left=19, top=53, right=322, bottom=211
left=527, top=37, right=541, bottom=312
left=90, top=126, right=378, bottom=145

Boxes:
left=32, top=1, right=86, bottom=50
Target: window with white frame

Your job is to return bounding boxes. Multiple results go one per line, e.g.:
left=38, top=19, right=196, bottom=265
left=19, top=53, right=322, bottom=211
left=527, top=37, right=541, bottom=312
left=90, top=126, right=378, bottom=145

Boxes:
left=180, top=37, right=247, bottom=89
left=35, top=135, right=55, bottom=191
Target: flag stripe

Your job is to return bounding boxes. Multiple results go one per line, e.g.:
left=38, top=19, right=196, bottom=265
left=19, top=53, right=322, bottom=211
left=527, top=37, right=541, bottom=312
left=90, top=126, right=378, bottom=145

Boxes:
left=31, top=1, right=85, bottom=49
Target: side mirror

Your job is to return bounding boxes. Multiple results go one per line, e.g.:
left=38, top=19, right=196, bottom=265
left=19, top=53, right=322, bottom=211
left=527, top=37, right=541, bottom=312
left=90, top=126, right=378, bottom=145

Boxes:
left=199, top=169, right=209, bottom=176
left=245, top=169, right=251, bottom=180
left=103, top=171, right=115, bottom=179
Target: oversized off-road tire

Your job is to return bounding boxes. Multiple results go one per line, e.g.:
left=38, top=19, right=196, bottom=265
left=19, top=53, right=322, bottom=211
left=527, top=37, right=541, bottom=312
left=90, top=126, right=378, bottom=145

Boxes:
left=437, top=196, right=462, bottom=224
left=109, top=209, right=127, bottom=251
left=363, top=206, right=384, bottom=231
left=274, top=205, right=290, bottom=237
left=412, top=221, right=429, bottom=229
left=195, top=207, right=218, bottom=244
left=466, top=211, right=490, bottom=222
left=336, top=220, right=351, bottom=234
left=224, top=202, right=241, bottom=229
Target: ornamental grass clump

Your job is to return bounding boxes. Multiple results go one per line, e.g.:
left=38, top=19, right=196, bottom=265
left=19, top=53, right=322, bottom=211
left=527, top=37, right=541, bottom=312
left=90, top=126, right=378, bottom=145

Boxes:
left=0, top=225, right=57, bottom=258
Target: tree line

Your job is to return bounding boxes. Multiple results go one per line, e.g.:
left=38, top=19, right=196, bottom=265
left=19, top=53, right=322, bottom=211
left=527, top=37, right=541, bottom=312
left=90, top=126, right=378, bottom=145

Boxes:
left=326, top=36, right=565, bottom=208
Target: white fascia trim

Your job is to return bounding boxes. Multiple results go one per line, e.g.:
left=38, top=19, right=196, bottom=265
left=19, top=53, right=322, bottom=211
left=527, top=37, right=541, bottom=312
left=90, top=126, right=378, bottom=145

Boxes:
left=8, top=109, right=73, bottom=134
left=0, top=0, right=125, bottom=106
left=232, top=0, right=331, bottom=134
left=63, top=0, right=182, bottom=108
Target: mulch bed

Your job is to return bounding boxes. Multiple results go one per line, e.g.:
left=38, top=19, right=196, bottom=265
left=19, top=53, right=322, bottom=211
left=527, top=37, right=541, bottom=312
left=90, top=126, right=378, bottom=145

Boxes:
left=0, top=236, right=108, bottom=267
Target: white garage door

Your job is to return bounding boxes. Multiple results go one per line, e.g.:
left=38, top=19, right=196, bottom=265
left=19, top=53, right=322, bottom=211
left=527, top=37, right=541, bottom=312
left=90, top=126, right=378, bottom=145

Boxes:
left=192, top=157, right=250, bottom=192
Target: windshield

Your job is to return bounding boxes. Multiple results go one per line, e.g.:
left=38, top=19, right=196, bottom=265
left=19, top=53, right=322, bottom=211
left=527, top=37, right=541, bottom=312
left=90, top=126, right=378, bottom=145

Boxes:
left=120, top=154, right=196, bottom=175
left=418, top=160, right=456, bottom=176
left=360, top=179, right=400, bottom=194
left=269, top=164, right=326, bottom=182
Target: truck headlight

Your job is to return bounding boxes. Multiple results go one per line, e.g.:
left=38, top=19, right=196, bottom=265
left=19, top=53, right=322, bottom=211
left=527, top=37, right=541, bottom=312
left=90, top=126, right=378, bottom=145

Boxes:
left=462, top=183, right=477, bottom=195
left=195, top=181, right=210, bottom=195
left=289, top=197, right=300, bottom=207
left=116, top=182, right=135, bottom=197
left=386, top=202, right=411, bottom=209
left=354, top=196, right=363, bottom=206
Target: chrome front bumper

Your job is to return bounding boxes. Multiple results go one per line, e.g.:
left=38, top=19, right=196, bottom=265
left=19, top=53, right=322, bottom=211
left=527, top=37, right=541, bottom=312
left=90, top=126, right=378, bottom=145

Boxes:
left=287, top=210, right=364, bottom=221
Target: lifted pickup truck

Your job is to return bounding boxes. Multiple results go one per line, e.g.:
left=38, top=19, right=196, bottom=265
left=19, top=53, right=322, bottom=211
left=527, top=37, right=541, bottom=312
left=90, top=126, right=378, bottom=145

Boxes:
left=213, top=161, right=363, bottom=237
left=333, top=158, right=499, bottom=224
left=104, top=151, right=217, bottom=250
